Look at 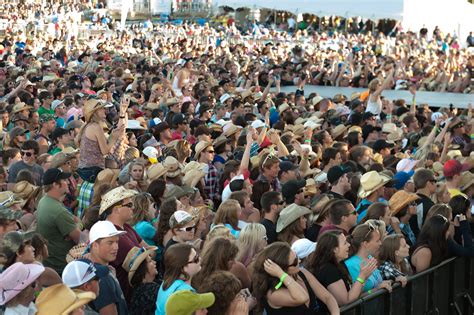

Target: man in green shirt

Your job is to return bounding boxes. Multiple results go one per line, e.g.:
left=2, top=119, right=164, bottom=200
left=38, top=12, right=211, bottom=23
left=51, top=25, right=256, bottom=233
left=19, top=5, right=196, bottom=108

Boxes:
left=37, top=91, right=55, bottom=117
left=36, top=168, right=81, bottom=274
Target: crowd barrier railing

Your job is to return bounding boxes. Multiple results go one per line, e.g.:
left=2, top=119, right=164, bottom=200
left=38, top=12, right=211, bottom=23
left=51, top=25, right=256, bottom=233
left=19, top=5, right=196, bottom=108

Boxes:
left=340, top=257, right=474, bottom=315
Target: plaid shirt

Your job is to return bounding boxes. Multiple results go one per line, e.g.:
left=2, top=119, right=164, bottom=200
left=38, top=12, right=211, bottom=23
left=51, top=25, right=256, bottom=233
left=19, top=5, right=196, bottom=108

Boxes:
left=378, top=260, right=406, bottom=281
left=77, top=181, right=94, bottom=219
left=204, top=163, right=219, bottom=201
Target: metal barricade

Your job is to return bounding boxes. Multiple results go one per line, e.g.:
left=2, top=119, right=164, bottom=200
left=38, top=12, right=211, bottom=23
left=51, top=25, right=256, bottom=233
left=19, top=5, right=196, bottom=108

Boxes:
left=340, top=257, right=474, bottom=315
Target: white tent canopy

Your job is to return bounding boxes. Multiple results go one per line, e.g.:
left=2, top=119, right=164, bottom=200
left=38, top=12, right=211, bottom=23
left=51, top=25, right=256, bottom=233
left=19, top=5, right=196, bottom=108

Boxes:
left=216, top=0, right=474, bottom=38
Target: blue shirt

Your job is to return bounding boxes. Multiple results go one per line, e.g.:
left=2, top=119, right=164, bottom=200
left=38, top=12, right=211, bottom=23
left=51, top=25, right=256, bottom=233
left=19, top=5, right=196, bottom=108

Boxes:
left=156, top=279, right=194, bottom=315
left=345, top=255, right=383, bottom=292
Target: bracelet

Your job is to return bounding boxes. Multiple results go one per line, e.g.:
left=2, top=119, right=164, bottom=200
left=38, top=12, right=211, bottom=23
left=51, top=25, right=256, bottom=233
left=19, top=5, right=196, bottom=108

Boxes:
left=356, top=277, right=365, bottom=285
left=304, top=139, right=311, bottom=143
left=368, top=289, right=372, bottom=294
left=386, top=114, right=392, bottom=119
left=275, top=272, right=288, bottom=289
left=119, top=116, right=125, bottom=119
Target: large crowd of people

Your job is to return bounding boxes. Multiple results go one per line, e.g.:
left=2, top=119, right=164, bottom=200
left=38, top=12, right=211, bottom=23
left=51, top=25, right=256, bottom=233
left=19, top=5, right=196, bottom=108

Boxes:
left=0, top=1, right=473, bottom=314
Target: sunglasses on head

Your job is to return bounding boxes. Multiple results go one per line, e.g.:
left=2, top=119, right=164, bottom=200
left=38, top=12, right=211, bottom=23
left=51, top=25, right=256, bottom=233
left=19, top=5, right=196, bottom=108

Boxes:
left=178, top=225, right=196, bottom=232
left=364, top=223, right=376, bottom=240
left=187, top=254, right=200, bottom=264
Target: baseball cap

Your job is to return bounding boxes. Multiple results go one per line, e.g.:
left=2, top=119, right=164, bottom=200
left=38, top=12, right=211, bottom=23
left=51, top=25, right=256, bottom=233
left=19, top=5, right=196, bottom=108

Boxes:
left=172, top=113, right=186, bottom=126
left=166, top=290, right=215, bottom=315
left=39, top=113, right=55, bottom=124
left=362, top=125, right=382, bottom=140
left=282, top=180, right=306, bottom=204
left=327, top=166, right=350, bottom=185
left=396, top=158, right=419, bottom=173
left=89, top=221, right=126, bottom=244
left=291, top=238, right=317, bottom=259
left=62, top=260, right=103, bottom=288
left=279, top=161, right=299, bottom=174
left=372, top=139, right=395, bottom=153
left=51, top=127, right=69, bottom=141
left=393, top=171, right=413, bottom=190
left=43, top=168, right=71, bottom=185
left=66, top=120, right=84, bottom=130
left=169, top=210, right=194, bottom=229
left=0, top=231, right=35, bottom=259
left=143, top=146, right=158, bottom=159
left=251, top=119, right=265, bottom=129
left=443, top=159, right=470, bottom=178
left=51, top=99, right=64, bottom=111
left=0, top=205, right=23, bottom=221
left=154, top=121, right=170, bottom=134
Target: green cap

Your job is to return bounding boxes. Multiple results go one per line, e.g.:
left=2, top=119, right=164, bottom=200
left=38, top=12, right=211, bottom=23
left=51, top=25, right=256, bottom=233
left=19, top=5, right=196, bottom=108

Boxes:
left=0, top=230, right=35, bottom=259
left=0, top=206, right=23, bottom=221
left=39, top=114, right=55, bottom=124
left=165, top=290, right=215, bottom=315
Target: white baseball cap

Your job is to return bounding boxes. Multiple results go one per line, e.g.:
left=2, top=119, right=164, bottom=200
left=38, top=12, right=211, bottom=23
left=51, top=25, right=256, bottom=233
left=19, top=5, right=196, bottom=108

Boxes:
left=291, top=238, right=317, bottom=259
left=251, top=120, right=265, bottom=129
left=143, top=146, right=158, bottom=159
left=89, top=221, right=126, bottom=244
left=51, top=99, right=64, bottom=111
left=62, top=260, right=99, bottom=288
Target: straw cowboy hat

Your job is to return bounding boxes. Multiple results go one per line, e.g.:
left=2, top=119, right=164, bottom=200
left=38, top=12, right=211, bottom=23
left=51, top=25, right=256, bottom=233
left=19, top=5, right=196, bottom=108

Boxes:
left=13, top=181, right=38, bottom=201
left=389, top=190, right=420, bottom=216
left=50, top=152, right=76, bottom=169
left=222, top=123, right=241, bottom=138
left=0, top=191, right=25, bottom=208
left=358, top=171, right=392, bottom=199
left=212, top=136, right=228, bottom=148
left=122, top=246, right=157, bottom=284
left=36, top=283, right=96, bottom=315
left=183, top=169, right=206, bottom=188
left=278, top=103, right=291, bottom=114
left=194, top=141, right=212, bottom=160
left=12, top=102, right=33, bottom=114
left=163, top=156, right=182, bottom=178
left=276, top=203, right=311, bottom=233
left=99, top=186, right=138, bottom=215
left=94, top=169, right=120, bottom=190
left=66, top=243, right=88, bottom=264
left=147, top=163, right=167, bottom=182
left=83, top=99, right=111, bottom=122
left=459, top=171, right=474, bottom=192
left=331, top=124, right=347, bottom=139
left=183, top=161, right=207, bottom=174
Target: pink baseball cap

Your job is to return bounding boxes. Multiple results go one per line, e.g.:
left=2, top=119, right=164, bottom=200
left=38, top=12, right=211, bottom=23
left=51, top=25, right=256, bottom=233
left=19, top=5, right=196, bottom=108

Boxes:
left=0, top=262, right=45, bottom=305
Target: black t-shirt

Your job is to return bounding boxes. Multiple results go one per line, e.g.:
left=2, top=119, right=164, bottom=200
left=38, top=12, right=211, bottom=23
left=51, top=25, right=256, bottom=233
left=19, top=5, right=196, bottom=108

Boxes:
left=260, top=218, right=277, bottom=244
left=165, top=238, right=180, bottom=250
left=315, top=263, right=351, bottom=291
left=92, top=263, right=128, bottom=315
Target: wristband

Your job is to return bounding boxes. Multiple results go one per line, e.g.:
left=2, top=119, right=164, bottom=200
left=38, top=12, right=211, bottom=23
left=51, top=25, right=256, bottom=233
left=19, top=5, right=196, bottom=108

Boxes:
left=275, top=272, right=288, bottom=289
left=386, top=115, right=392, bottom=119
left=304, top=139, right=311, bottom=143
left=356, top=277, right=365, bottom=285
left=368, top=289, right=372, bottom=294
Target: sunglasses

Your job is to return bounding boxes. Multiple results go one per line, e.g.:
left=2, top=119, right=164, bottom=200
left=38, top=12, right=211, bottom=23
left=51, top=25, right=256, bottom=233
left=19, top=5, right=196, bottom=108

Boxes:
left=178, top=225, right=196, bottom=232
left=21, top=151, right=33, bottom=157
left=187, top=254, right=200, bottom=264
left=364, top=223, right=376, bottom=240
left=121, top=202, right=133, bottom=208
left=288, top=256, right=299, bottom=267
left=205, top=150, right=215, bottom=154
left=278, top=200, right=285, bottom=205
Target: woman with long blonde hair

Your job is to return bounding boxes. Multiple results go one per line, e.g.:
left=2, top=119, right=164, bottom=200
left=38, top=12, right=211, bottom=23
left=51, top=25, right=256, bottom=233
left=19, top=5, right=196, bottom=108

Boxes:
left=76, top=98, right=127, bottom=182
left=236, top=223, right=268, bottom=267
